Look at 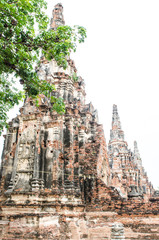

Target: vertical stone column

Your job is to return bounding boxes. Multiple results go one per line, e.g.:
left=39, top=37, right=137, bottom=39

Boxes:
left=67, top=80, right=74, bottom=103
left=73, top=119, right=80, bottom=191
left=39, top=129, right=45, bottom=189
left=43, top=121, right=62, bottom=190
left=78, top=126, right=86, bottom=200
left=63, top=117, right=74, bottom=189
left=111, top=223, right=125, bottom=240
left=31, top=116, right=42, bottom=192
left=52, top=123, right=62, bottom=190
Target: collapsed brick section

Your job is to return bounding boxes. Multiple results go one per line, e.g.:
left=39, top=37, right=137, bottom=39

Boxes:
left=0, top=3, right=158, bottom=240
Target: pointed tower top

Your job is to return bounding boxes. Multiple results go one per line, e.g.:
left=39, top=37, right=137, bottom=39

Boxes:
left=134, top=141, right=142, bottom=166
left=50, top=3, right=65, bottom=29
left=113, top=104, right=118, bottom=112
left=110, top=104, right=125, bottom=141
left=134, top=141, right=140, bottom=157
left=112, top=104, right=121, bottom=128
left=134, top=140, right=138, bottom=149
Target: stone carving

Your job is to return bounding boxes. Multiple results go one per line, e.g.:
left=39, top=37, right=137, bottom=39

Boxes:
left=111, top=223, right=125, bottom=240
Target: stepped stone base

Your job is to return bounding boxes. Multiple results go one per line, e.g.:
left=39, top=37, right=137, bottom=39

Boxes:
left=0, top=204, right=159, bottom=240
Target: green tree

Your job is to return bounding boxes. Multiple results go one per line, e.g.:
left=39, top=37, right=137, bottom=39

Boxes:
left=0, top=0, right=86, bottom=135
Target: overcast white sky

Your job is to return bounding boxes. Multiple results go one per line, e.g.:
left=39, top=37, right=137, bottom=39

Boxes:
left=0, top=0, right=159, bottom=189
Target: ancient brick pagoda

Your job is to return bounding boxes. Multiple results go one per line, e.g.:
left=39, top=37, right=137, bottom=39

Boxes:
left=0, top=3, right=159, bottom=240
left=108, top=104, right=153, bottom=200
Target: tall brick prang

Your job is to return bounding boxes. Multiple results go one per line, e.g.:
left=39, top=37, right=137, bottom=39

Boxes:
left=108, top=104, right=153, bottom=199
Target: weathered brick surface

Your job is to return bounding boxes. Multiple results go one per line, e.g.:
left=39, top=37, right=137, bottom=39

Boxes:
left=0, top=3, right=158, bottom=240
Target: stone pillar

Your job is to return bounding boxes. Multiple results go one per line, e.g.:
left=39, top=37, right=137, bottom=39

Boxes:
left=44, top=122, right=62, bottom=190
left=31, top=117, right=42, bottom=192
left=78, top=126, right=86, bottom=200
left=111, top=223, right=125, bottom=240
left=63, top=117, right=74, bottom=189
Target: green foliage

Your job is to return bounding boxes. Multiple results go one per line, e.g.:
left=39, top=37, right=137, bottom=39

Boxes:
left=50, top=96, right=65, bottom=115
left=0, top=0, right=86, bottom=135
left=0, top=74, right=25, bottom=134
left=72, top=72, right=78, bottom=82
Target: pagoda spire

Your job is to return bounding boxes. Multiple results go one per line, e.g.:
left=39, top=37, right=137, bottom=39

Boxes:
left=50, top=3, right=65, bottom=29
left=133, top=141, right=142, bottom=167
left=110, top=104, right=125, bottom=141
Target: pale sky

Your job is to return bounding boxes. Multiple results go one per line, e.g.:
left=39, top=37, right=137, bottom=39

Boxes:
left=0, top=0, right=159, bottom=189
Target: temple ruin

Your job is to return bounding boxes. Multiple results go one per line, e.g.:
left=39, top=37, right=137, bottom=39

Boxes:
left=0, top=3, right=159, bottom=240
